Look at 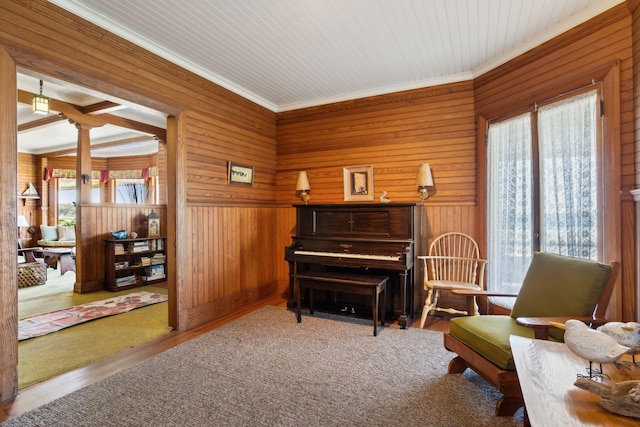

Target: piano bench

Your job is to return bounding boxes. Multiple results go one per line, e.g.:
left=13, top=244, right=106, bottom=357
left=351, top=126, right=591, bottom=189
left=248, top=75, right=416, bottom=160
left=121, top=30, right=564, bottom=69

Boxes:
left=294, top=272, right=388, bottom=336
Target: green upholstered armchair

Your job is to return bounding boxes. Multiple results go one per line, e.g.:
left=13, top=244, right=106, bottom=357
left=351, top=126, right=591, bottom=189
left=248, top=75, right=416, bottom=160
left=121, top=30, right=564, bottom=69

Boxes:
left=443, top=252, right=619, bottom=416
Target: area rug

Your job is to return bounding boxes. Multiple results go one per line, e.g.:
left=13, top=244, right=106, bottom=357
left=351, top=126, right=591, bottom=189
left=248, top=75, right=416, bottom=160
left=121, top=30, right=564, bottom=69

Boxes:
left=18, top=291, right=168, bottom=341
left=4, top=306, right=524, bottom=426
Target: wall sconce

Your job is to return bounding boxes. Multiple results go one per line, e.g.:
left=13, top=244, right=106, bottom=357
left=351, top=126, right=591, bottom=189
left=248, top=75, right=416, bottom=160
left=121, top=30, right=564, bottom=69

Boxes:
left=32, top=79, right=50, bottom=115
left=82, top=174, right=91, bottom=184
left=416, top=163, right=434, bottom=200
left=296, top=171, right=311, bottom=204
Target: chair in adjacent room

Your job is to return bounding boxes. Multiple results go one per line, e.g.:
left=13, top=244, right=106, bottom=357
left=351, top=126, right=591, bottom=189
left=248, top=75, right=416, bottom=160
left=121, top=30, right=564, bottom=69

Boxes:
left=417, top=232, right=488, bottom=328
left=443, top=252, right=619, bottom=416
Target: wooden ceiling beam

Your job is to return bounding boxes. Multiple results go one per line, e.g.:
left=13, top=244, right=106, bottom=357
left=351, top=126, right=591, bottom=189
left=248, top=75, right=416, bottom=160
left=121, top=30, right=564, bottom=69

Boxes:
left=18, top=90, right=164, bottom=139
left=17, top=114, right=66, bottom=133
left=100, top=113, right=166, bottom=141
left=41, top=135, right=155, bottom=158
left=17, top=90, right=106, bottom=128
left=81, top=101, right=124, bottom=115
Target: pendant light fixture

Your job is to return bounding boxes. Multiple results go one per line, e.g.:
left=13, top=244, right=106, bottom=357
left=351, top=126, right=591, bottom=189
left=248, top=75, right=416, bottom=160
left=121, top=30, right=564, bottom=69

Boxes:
left=32, top=79, right=49, bottom=115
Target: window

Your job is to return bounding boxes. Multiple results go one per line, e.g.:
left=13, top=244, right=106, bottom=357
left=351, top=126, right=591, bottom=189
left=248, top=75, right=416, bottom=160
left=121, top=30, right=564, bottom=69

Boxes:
left=115, top=178, right=156, bottom=204
left=58, top=178, right=76, bottom=225
left=487, top=89, right=601, bottom=305
left=57, top=178, right=101, bottom=224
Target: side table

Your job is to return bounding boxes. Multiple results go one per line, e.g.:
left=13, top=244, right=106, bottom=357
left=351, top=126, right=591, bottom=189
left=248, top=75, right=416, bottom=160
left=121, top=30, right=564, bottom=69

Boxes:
left=510, top=335, right=640, bottom=426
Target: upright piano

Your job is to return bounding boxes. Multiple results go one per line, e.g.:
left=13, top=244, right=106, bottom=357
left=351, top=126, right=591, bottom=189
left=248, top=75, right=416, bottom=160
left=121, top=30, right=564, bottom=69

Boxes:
left=285, top=203, right=424, bottom=328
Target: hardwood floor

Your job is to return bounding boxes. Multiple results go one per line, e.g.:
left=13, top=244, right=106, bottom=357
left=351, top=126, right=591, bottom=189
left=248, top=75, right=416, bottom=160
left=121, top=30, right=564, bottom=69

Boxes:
left=0, top=297, right=450, bottom=422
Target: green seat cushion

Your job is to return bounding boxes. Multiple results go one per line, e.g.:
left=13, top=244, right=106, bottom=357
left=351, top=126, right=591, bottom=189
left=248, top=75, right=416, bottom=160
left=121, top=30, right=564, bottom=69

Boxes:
left=449, top=315, right=535, bottom=370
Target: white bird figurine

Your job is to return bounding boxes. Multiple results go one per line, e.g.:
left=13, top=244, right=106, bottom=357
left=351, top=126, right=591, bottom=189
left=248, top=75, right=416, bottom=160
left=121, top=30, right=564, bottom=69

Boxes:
left=550, top=319, right=630, bottom=378
left=597, top=322, right=640, bottom=363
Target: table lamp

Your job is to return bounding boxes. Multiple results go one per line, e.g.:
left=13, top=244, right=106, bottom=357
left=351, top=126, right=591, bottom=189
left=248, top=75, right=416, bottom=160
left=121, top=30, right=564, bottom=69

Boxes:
left=17, top=215, right=29, bottom=238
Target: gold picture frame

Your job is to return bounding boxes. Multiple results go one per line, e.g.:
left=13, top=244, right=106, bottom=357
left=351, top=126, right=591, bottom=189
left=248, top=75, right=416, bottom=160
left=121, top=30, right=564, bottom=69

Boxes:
left=343, top=165, right=374, bottom=201
left=228, top=161, right=254, bottom=186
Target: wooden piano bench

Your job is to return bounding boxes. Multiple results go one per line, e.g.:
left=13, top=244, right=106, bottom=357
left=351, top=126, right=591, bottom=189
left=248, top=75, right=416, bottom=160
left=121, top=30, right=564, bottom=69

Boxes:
left=294, top=272, right=388, bottom=336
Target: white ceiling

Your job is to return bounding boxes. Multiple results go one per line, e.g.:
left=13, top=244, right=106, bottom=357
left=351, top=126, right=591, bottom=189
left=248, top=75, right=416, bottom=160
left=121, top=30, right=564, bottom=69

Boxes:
left=18, top=0, right=624, bottom=156
left=50, top=0, right=624, bottom=112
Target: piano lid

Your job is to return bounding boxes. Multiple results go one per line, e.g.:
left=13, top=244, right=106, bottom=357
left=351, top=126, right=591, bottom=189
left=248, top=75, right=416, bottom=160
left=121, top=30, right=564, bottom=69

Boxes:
left=294, top=203, right=419, bottom=240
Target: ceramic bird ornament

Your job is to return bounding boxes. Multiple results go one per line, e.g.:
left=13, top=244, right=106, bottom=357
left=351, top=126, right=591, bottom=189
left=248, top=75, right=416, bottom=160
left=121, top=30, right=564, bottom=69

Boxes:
left=597, top=322, right=640, bottom=364
left=550, top=319, right=630, bottom=378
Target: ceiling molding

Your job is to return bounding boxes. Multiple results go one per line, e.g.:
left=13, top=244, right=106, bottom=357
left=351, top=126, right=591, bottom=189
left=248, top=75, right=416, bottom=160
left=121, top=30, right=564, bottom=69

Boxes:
left=49, top=0, right=626, bottom=113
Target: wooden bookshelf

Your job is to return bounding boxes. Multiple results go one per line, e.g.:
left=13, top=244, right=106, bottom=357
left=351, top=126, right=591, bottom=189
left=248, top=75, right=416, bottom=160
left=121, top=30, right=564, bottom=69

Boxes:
left=104, top=237, right=167, bottom=291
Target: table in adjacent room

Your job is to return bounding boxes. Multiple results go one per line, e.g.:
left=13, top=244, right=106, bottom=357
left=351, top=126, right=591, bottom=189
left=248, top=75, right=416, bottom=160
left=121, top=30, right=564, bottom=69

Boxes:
left=42, top=248, right=76, bottom=275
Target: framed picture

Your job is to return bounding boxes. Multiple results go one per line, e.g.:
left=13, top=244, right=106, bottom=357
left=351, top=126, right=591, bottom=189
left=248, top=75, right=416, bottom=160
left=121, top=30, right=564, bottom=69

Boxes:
left=228, top=161, right=254, bottom=186
left=343, top=165, right=374, bottom=201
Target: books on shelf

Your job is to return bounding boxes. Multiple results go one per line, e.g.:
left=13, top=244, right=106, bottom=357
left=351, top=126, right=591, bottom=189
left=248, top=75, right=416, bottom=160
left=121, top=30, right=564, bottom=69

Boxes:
left=107, top=237, right=166, bottom=290
left=124, top=238, right=165, bottom=253
left=114, top=261, right=129, bottom=270
left=151, top=253, right=166, bottom=264
left=141, top=264, right=166, bottom=281
left=128, top=241, right=150, bottom=253
left=115, top=274, right=137, bottom=287
left=149, top=238, right=164, bottom=251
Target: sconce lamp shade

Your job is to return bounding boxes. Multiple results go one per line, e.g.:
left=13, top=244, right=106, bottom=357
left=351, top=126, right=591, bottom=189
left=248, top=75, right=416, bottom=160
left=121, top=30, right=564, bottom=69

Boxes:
left=17, top=215, right=29, bottom=228
left=416, top=164, right=434, bottom=187
left=32, top=80, right=49, bottom=115
left=416, top=163, right=434, bottom=200
left=296, top=171, right=311, bottom=191
left=295, top=171, right=311, bottom=204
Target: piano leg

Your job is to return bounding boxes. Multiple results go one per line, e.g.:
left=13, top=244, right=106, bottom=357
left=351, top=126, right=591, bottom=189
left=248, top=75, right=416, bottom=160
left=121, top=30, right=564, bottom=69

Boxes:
left=287, top=260, right=296, bottom=310
left=398, top=271, right=409, bottom=329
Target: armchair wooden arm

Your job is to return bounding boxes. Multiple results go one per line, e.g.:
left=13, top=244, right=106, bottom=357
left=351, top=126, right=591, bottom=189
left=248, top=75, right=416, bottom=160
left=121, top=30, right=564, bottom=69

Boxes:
left=516, top=316, right=608, bottom=339
left=450, top=289, right=517, bottom=316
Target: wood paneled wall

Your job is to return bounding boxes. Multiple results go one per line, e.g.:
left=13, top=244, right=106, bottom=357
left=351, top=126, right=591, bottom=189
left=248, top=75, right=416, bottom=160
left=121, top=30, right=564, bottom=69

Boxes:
left=184, top=110, right=276, bottom=206
left=277, top=82, right=477, bottom=206
left=2, top=0, right=640, bottom=404
left=275, top=82, right=479, bottom=299
left=633, top=0, right=640, bottom=190
left=474, top=3, right=634, bottom=320
left=0, top=0, right=279, bottom=400
left=17, top=153, right=40, bottom=245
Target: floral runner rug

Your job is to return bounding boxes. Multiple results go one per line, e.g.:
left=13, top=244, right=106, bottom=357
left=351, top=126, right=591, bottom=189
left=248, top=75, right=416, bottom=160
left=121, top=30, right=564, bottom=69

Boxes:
left=18, top=291, right=168, bottom=341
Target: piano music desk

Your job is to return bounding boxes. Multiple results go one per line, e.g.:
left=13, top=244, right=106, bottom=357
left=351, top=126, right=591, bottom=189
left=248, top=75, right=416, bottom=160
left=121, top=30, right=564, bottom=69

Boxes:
left=295, top=272, right=388, bottom=336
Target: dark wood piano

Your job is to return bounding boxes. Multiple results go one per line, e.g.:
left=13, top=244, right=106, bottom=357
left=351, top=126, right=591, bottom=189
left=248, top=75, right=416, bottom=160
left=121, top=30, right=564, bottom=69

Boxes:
left=285, top=203, right=424, bottom=328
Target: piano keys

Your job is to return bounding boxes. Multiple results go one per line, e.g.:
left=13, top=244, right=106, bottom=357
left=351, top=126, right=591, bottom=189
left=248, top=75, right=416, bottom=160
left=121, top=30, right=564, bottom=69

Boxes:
left=285, top=203, right=424, bottom=328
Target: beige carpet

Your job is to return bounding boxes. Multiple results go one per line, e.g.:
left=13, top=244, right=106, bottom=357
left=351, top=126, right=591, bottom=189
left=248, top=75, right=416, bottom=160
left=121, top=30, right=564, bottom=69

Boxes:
left=18, top=267, right=171, bottom=388
left=3, top=306, right=524, bottom=426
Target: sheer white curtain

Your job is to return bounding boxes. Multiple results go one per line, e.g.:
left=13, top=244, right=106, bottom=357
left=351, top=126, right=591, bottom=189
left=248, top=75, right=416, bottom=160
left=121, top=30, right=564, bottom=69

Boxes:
left=486, top=90, right=599, bottom=306
left=487, top=113, right=533, bottom=301
left=538, top=91, right=598, bottom=260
